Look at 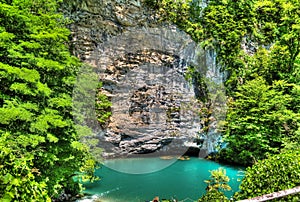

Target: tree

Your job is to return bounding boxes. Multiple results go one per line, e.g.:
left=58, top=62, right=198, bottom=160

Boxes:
left=0, top=0, right=96, bottom=200
left=218, top=77, right=298, bottom=165
left=204, top=168, right=231, bottom=192
left=234, top=150, right=300, bottom=201
left=198, top=168, right=231, bottom=202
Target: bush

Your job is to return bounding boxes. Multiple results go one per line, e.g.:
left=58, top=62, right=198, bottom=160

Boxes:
left=234, top=150, right=300, bottom=201
left=198, top=168, right=231, bottom=202
left=198, top=190, right=229, bottom=202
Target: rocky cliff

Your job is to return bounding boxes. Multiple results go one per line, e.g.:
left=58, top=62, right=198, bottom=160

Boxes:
left=63, top=0, right=225, bottom=158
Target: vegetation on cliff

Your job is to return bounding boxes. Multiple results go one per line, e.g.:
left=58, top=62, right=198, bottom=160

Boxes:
left=1, top=0, right=300, bottom=200
left=146, top=0, right=300, bottom=200
left=148, top=0, right=300, bottom=166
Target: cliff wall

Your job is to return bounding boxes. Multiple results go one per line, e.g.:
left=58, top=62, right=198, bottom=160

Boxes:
left=63, top=0, right=224, bottom=158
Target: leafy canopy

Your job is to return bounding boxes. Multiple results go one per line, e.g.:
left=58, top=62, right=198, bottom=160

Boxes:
left=0, top=0, right=97, bottom=201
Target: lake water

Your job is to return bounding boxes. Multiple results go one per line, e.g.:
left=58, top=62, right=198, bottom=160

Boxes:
left=80, top=157, right=244, bottom=202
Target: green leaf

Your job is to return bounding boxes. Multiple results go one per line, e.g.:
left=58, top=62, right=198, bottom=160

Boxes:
left=47, top=133, right=58, bottom=143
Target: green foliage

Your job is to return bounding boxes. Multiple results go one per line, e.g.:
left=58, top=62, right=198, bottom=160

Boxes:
left=0, top=131, right=50, bottom=202
left=95, top=83, right=112, bottom=127
left=72, top=64, right=111, bottom=161
left=204, top=168, right=231, bottom=192
left=234, top=150, right=300, bottom=201
left=145, top=0, right=203, bottom=42
left=198, top=168, right=231, bottom=202
left=148, top=0, right=300, bottom=87
left=149, top=0, right=300, bottom=166
left=0, top=0, right=96, bottom=200
left=198, top=190, right=229, bottom=202
left=219, top=77, right=299, bottom=165
left=185, top=66, right=208, bottom=102
left=184, top=65, right=227, bottom=127
left=72, top=64, right=112, bottom=127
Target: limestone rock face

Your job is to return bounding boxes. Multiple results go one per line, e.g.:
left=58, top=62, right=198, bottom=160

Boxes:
left=62, top=0, right=158, bottom=61
left=90, top=27, right=206, bottom=158
left=64, top=0, right=224, bottom=158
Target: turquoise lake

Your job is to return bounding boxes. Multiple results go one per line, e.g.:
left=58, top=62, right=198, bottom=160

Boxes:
left=81, top=157, right=244, bottom=202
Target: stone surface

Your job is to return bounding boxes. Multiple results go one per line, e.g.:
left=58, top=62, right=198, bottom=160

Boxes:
left=64, top=0, right=225, bottom=158
left=62, top=0, right=159, bottom=61
left=90, top=27, right=204, bottom=157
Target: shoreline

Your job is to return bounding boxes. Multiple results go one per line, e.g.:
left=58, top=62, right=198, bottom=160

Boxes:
left=101, top=147, right=210, bottom=160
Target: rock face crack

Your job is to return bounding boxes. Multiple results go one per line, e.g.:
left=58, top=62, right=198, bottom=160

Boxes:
left=95, top=34, right=203, bottom=157
left=65, top=0, right=225, bottom=158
